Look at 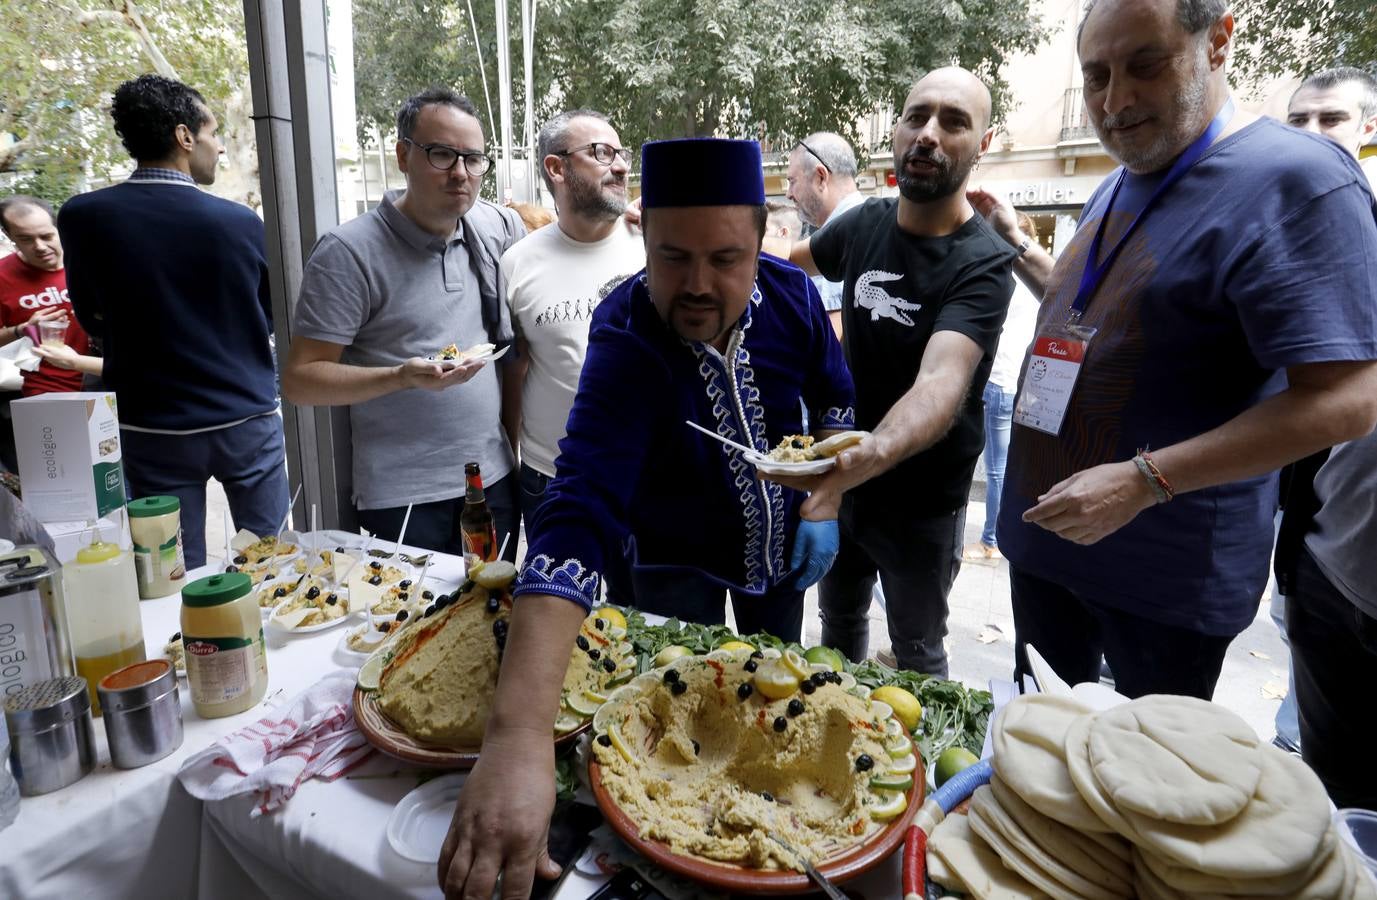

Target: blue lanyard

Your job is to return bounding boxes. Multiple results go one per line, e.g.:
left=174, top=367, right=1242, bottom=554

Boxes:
left=1071, top=100, right=1235, bottom=319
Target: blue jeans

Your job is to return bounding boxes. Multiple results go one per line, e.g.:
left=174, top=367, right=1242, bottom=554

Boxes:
left=981, top=381, right=1015, bottom=548
left=120, top=413, right=290, bottom=569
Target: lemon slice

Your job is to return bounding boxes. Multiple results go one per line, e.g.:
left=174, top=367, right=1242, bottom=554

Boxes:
left=653, top=645, right=692, bottom=668
left=781, top=649, right=812, bottom=680
left=760, top=647, right=782, bottom=660
left=474, top=559, right=518, bottom=589
left=718, top=640, right=754, bottom=652
left=885, top=717, right=905, bottom=739
left=554, top=712, right=583, bottom=734
left=564, top=691, right=601, bottom=717
left=753, top=660, right=801, bottom=700
left=606, top=722, right=635, bottom=762
left=593, top=605, right=627, bottom=631
left=885, top=733, right=915, bottom=758
left=870, top=789, right=909, bottom=821
left=357, top=650, right=388, bottom=692
left=887, top=751, right=918, bottom=776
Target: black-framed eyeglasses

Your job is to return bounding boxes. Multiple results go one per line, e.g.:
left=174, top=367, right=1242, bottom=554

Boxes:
left=796, top=139, right=833, bottom=174
left=402, top=138, right=494, bottom=176
left=556, top=142, right=634, bottom=167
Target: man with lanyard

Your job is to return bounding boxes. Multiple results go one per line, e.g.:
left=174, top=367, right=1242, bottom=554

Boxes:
left=436, top=138, right=855, bottom=899
left=971, top=0, right=1377, bottom=699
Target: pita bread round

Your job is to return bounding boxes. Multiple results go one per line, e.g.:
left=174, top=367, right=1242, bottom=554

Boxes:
left=1132, top=849, right=1189, bottom=900
left=988, top=775, right=1134, bottom=896
left=992, top=694, right=1111, bottom=834
left=1116, top=745, right=1332, bottom=879
left=928, top=810, right=1050, bottom=899
left=1087, top=695, right=1262, bottom=826
left=1065, top=712, right=1143, bottom=841
left=970, top=785, right=1128, bottom=900
left=1135, top=825, right=1336, bottom=896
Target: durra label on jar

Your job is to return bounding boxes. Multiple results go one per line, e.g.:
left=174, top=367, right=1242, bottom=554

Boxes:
left=183, top=631, right=267, bottom=707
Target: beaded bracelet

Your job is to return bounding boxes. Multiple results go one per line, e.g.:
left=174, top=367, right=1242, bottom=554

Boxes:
left=1133, top=449, right=1175, bottom=503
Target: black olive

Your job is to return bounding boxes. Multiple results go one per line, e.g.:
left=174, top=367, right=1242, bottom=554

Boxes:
left=274, top=586, right=288, bottom=598
left=856, top=754, right=874, bottom=772
left=691, top=739, right=701, bottom=755
left=737, top=683, right=753, bottom=700
left=810, top=672, right=827, bottom=687
left=663, top=669, right=680, bottom=684
left=397, top=591, right=409, bottom=602
left=325, top=595, right=338, bottom=606
left=750, top=650, right=764, bottom=659
left=762, top=790, right=775, bottom=802
left=396, top=609, right=409, bottom=622
left=422, top=590, right=434, bottom=600
left=369, top=575, right=382, bottom=586
left=828, top=672, right=844, bottom=684
left=801, top=680, right=817, bottom=695
left=378, top=621, right=392, bottom=633
left=460, top=580, right=476, bottom=594
left=576, top=636, right=589, bottom=651
left=305, top=586, right=320, bottom=600
left=170, top=632, right=181, bottom=642
left=225, top=565, right=239, bottom=573
left=234, top=555, right=248, bottom=565
left=670, top=680, right=687, bottom=696
left=335, top=546, right=346, bottom=553
left=602, top=657, right=616, bottom=672
left=743, top=660, right=758, bottom=673
left=788, top=699, right=804, bottom=716
left=486, top=595, right=499, bottom=613
left=423, top=605, right=437, bottom=617
left=773, top=716, right=787, bottom=732
left=597, top=734, right=612, bottom=747
left=493, top=620, right=508, bottom=637
left=399, top=579, right=412, bottom=589
left=369, top=561, right=382, bottom=570
left=791, top=438, right=805, bottom=448
left=589, top=648, right=601, bottom=660
left=594, top=618, right=606, bottom=631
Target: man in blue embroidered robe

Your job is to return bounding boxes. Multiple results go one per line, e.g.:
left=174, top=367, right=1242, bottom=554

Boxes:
left=437, top=138, right=855, bottom=898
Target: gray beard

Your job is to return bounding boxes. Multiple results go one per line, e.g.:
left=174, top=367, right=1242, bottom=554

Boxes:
left=1098, top=57, right=1211, bottom=173
left=566, top=172, right=627, bottom=221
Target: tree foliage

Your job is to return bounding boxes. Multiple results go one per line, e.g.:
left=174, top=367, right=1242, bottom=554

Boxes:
left=0, top=0, right=253, bottom=207
left=352, top=0, right=1049, bottom=161
left=1229, top=0, right=1376, bottom=83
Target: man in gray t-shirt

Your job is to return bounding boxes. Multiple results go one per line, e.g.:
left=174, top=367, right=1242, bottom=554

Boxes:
left=283, top=88, right=524, bottom=557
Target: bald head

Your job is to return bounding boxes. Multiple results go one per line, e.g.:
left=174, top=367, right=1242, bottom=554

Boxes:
left=909, top=66, right=993, bottom=132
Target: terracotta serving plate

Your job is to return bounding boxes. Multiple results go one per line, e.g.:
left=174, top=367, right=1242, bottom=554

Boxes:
left=353, top=687, right=590, bottom=768
left=588, top=754, right=925, bottom=894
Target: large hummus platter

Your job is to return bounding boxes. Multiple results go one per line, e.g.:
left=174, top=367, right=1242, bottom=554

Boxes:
left=353, top=562, right=635, bottom=768
left=588, top=647, right=924, bottom=893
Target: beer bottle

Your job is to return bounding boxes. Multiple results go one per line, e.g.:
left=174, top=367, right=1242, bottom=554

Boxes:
left=460, top=462, right=498, bottom=561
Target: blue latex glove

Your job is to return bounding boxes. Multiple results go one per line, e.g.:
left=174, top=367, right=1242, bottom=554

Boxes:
left=788, top=518, right=839, bottom=590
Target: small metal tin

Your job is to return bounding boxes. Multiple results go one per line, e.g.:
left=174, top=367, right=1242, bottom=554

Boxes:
left=97, top=659, right=183, bottom=769
left=3, top=676, right=95, bottom=796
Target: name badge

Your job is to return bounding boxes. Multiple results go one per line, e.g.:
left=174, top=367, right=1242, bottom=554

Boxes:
left=1012, top=323, right=1097, bottom=436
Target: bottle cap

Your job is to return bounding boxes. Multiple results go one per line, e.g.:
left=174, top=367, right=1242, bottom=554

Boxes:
left=128, top=496, right=181, bottom=518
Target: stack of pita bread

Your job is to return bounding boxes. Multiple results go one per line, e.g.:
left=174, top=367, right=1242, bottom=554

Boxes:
left=927, top=693, right=1375, bottom=899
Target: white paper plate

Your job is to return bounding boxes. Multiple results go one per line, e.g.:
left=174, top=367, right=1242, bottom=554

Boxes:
left=268, top=590, right=360, bottom=634
left=746, top=453, right=837, bottom=476
left=336, top=623, right=390, bottom=662
left=426, top=344, right=510, bottom=369
left=387, top=774, right=467, bottom=863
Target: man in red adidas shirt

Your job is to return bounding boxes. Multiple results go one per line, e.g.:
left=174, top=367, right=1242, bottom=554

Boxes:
left=0, top=195, right=90, bottom=396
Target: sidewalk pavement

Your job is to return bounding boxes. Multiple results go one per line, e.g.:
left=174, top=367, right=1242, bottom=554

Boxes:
left=203, top=480, right=1289, bottom=742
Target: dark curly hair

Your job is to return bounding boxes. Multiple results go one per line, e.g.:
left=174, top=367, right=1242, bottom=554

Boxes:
left=110, top=74, right=210, bottom=163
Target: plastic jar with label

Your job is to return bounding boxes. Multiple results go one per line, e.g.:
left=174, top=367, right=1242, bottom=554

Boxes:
left=129, top=496, right=187, bottom=599
left=180, top=573, right=268, bottom=719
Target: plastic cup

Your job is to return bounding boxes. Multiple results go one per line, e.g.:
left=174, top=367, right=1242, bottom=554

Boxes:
left=38, top=319, right=68, bottom=348
left=1334, top=808, right=1377, bottom=887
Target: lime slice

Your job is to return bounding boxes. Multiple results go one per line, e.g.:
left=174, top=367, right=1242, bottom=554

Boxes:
left=357, top=650, right=387, bottom=692
left=781, top=649, right=812, bottom=680
left=837, top=672, right=857, bottom=691
left=564, top=691, right=601, bottom=717
left=885, top=733, right=915, bottom=758
left=870, top=789, right=909, bottom=821
left=653, top=645, right=692, bottom=668
left=887, top=750, right=918, bottom=776
left=753, top=660, right=801, bottom=700
left=885, top=717, right=905, bottom=739
left=803, top=645, right=846, bottom=672
left=616, top=641, right=634, bottom=658
left=607, top=625, right=628, bottom=640
left=606, top=722, right=635, bottom=762
left=554, top=712, right=583, bottom=734
left=760, top=647, right=782, bottom=660
left=474, top=560, right=518, bottom=589
left=869, top=772, right=914, bottom=792
left=607, top=667, right=635, bottom=688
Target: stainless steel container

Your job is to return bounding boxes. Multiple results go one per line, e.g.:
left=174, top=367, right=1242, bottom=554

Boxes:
left=3, top=676, right=95, bottom=795
left=97, top=659, right=183, bottom=769
left=0, top=547, right=76, bottom=699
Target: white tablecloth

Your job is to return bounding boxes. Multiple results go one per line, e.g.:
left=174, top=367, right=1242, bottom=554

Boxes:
left=0, top=533, right=915, bottom=899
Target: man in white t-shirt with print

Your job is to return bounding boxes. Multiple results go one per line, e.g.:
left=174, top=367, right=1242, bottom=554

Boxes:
left=500, top=109, right=645, bottom=539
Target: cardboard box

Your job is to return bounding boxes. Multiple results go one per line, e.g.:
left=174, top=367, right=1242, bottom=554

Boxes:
left=12, top=393, right=126, bottom=524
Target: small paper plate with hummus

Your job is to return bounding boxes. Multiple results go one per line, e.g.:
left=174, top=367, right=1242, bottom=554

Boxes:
left=268, top=583, right=358, bottom=634
left=425, top=342, right=509, bottom=370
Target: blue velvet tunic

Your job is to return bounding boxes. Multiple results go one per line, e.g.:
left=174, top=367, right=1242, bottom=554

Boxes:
left=513, top=254, right=856, bottom=611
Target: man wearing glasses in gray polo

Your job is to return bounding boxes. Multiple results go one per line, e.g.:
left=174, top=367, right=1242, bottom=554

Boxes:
left=283, top=87, right=525, bottom=556
left=784, top=133, right=863, bottom=340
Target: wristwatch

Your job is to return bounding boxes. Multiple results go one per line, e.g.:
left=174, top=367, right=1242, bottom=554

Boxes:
left=1015, top=237, right=1032, bottom=257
